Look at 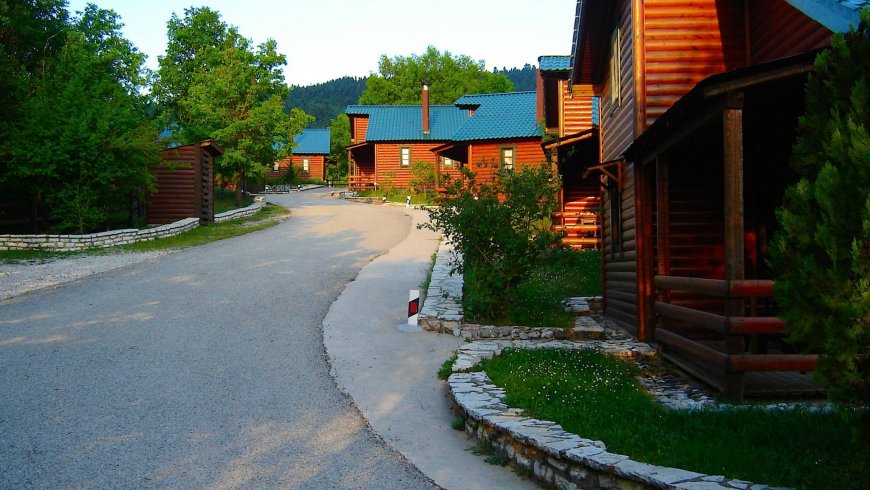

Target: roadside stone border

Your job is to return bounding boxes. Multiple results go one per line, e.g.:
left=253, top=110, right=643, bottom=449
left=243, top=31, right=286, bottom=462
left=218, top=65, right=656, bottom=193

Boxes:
left=0, top=200, right=266, bottom=251
left=449, top=340, right=781, bottom=490
left=214, top=200, right=264, bottom=222
left=264, top=184, right=324, bottom=193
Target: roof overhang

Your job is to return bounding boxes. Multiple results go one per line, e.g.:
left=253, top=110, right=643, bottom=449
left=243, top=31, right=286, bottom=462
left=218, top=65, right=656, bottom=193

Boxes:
left=625, top=50, right=819, bottom=165
left=542, top=127, right=598, bottom=151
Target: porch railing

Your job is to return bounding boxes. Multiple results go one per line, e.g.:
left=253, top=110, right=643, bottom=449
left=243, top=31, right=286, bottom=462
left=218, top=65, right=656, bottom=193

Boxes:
left=347, top=175, right=375, bottom=192
left=654, top=275, right=818, bottom=399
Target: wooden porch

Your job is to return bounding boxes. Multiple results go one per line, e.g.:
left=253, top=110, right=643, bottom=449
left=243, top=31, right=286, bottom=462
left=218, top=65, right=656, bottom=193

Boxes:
left=628, top=52, right=824, bottom=400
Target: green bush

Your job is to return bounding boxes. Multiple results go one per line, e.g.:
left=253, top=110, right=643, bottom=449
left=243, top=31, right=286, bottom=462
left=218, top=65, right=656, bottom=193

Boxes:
left=771, top=8, right=870, bottom=433
left=422, top=163, right=562, bottom=320
left=409, top=160, right=436, bottom=196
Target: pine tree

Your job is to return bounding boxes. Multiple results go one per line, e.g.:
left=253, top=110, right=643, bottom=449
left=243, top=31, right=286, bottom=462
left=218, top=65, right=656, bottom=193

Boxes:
left=771, top=9, right=870, bottom=428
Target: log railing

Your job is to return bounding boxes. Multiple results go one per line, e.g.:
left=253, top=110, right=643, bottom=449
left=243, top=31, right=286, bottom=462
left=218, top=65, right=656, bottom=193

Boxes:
left=347, top=175, right=375, bottom=191
left=654, top=275, right=818, bottom=398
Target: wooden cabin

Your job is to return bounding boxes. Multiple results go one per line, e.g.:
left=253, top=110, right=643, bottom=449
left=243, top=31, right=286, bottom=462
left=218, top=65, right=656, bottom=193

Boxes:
left=147, top=140, right=223, bottom=225
left=537, top=55, right=602, bottom=250
left=432, top=92, right=546, bottom=185
left=346, top=85, right=467, bottom=191
left=570, top=0, right=866, bottom=398
left=268, top=128, right=331, bottom=182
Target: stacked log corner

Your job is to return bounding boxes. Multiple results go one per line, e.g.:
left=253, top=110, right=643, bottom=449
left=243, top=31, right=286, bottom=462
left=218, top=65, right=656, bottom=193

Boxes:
left=147, top=140, right=223, bottom=226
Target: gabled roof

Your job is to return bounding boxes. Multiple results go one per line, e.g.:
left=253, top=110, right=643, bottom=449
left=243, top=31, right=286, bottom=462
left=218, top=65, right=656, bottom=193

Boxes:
left=451, top=92, right=542, bottom=141
left=294, top=128, right=330, bottom=154
left=785, top=0, right=868, bottom=32
left=344, top=105, right=467, bottom=141
left=538, top=55, right=571, bottom=71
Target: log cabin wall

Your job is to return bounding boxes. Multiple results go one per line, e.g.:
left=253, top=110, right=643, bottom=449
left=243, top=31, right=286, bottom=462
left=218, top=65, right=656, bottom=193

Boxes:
left=292, top=154, right=326, bottom=181
left=748, top=0, right=831, bottom=64
left=642, top=0, right=747, bottom=127
left=600, top=0, right=637, bottom=162
left=374, top=143, right=441, bottom=189
left=467, top=140, right=547, bottom=183
left=602, top=163, right=639, bottom=332
left=561, top=81, right=597, bottom=135
left=351, top=116, right=369, bottom=144
left=148, top=146, right=198, bottom=225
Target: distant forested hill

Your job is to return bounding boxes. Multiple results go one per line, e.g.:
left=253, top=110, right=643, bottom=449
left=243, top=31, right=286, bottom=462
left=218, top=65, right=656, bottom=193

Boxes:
left=284, top=66, right=537, bottom=126
left=495, top=64, right=537, bottom=92
left=284, top=76, right=367, bottom=127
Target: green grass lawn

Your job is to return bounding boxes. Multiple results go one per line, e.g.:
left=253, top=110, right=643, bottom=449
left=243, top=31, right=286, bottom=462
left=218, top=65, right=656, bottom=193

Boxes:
left=476, top=348, right=869, bottom=489
left=465, top=249, right=602, bottom=327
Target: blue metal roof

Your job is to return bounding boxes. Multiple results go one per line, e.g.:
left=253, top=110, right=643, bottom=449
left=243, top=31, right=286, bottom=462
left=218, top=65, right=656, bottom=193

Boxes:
left=784, top=0, right=867, bottom=32
left=293, top=128, right=330, bottom=154
left=346, top=105, right=467, bottom=141
left=451, top=92, right=542, bottom=141
left=538, top=55, right=572, bottom=71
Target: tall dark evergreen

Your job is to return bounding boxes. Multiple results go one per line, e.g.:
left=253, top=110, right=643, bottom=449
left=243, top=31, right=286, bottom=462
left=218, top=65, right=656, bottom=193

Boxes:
left=495, top=64, right=537, bottom=92
left=771, top=9, right=870, bottom=426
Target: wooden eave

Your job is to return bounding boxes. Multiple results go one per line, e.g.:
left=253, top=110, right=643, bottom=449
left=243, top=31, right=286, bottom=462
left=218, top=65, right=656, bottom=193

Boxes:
left=199, top=139, right=223, bottom=156
left=570, top=0, right=616, bottom=87
left=583, top=158, right=624, bottom=193
left=625, top=50, right=819, bottom=165
left=542, top=127, right=598, bottom=151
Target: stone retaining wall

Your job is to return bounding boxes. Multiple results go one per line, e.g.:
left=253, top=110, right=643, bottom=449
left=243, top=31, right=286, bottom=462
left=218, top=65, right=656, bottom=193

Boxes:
left=449, top=340, right=772, bottom=490
left=0, top=218, right=200, bottom=252
left=214, top=200, right=264, bottom=222
left=0, top=200, right=266, bottom=251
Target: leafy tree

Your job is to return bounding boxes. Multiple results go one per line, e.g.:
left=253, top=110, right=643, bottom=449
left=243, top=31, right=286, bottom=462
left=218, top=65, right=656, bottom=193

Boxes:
left=359, top=46, right=514, bottom=105
left=771, top=9, right=870, bottom=431
left=154, top=7, right=312, bottom=204
left=408, top=160, right=435, bottom=196
left=1, top=4, right=159, bottom=233
left=328, top=113, right=350, bottom=180
left=422, top=163, right=561, bottom=320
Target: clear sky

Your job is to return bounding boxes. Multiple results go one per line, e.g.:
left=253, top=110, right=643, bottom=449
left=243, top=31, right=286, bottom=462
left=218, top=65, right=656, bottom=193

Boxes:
left=65, top=0, right=578, bottom=87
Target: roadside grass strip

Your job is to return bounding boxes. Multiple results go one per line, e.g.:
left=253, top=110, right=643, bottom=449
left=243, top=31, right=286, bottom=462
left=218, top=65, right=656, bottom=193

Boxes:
left=476, top=348, right=869, bottom=489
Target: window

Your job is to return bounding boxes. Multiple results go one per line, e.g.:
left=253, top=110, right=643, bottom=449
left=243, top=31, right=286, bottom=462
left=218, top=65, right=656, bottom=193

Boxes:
left=400, top=147, right=411, bottom=167
left=302, top=157, right=310, bottom=173
left=441, top=156, right=455, bottom=169
left=273, top=161, right=280, bottom=172
left=500, top=147, right=515, bottom=172
left=609, top=24, right=621, bottom=111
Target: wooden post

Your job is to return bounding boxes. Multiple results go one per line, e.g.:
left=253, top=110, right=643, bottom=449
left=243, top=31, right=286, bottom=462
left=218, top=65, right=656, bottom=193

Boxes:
left=655, top=157, right=671, bottom=332
left=636, top=162, right=655, bottom=342
left=723, top=92, right=746, bottom=399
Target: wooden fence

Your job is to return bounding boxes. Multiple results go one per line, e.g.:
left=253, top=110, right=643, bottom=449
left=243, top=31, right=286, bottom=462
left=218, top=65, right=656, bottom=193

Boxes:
left=654, top=275, right=818, bottom=399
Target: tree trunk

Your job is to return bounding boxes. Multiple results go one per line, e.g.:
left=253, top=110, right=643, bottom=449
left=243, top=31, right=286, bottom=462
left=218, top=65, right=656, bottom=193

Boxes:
left=235, top=172, right=242, bottom=207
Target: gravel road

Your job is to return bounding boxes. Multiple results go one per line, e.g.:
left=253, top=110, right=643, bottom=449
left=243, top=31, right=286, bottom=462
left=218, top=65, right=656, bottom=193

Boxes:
left=0, top=189, right=439, bottom=489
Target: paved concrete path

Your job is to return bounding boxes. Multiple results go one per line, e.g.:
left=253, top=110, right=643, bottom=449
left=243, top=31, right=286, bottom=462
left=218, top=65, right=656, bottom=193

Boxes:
left=324, top=207, right=536, bottom=490
left=0, top=189, right=437, bottom=489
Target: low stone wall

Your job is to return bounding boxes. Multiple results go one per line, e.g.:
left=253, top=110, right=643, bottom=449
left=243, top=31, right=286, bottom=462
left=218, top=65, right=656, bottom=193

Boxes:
left=214, top=200, right=264, bottom=223
left=0, top=200, right=266, bottom=252
left=0, top=218, right=200, bottom=252
left=449, top=340, right=771, bottom=490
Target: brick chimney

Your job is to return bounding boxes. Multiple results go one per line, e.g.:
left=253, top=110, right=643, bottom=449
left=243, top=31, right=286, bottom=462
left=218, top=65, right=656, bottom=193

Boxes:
left=422, top=83, right=430, bottom=135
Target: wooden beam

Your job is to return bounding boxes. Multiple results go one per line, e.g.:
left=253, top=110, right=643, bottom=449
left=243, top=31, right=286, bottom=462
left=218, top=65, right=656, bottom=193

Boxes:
left=723, top=92, right=746, bottom=399
left=633, top=0, right=646, bottom=134
left=655, top=302, right=728, bottom=333
left=728, top=316, right=787, bottom=335
left=703, top=61, right=815, bottom=98
left=655, top=275, right=729, bottom=296
left=655, top=328, right=729, bottom=369
left=729, top=354, right=818, bottom=372
left=636, top=163, right=655, bottom=342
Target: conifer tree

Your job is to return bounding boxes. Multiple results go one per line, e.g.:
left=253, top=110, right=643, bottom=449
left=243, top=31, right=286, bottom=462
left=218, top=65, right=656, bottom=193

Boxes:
left=771, top=9, right=870, bottom=424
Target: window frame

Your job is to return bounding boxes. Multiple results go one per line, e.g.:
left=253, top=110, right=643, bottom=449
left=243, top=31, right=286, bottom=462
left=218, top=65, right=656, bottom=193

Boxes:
left=609, top=23, right=621, bottom=112
left=400, top=146, right=411, bottom=168
left=302, top=157, right=310, bottom=173
left=499, top=146, right=516, bottom=172
left=441, top=156, right=455, bottom=170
